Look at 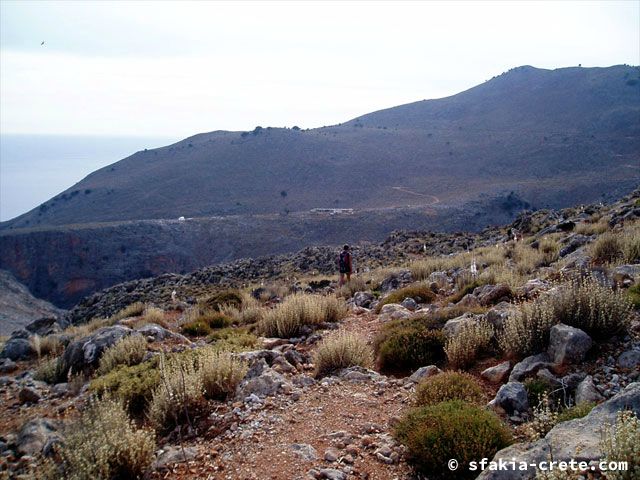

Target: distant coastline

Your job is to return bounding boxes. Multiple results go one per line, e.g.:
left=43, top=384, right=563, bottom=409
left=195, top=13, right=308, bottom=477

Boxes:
left=0, top=134, right=177, bottom=221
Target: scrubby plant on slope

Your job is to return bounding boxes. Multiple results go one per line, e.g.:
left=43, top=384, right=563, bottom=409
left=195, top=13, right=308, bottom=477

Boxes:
left=374, top=316, right=446, bottom=374
left=394, top=400, right=512, bottom=479
left=414, top=371, right=485, bottom=406
left=96, top=335, right=147, bottom=375
left=258, top=293, right=347, bottom=338
left=199, top=349, right=247, bottom=400
left=445, top=319, right=494, bottom=369
left=313, top=331, right=373, bottom=378
left=51, top=397, right=155, bottom=480
left=601, top=410, right=640, bottom=480
left=375, top=283, right=436, bottom=312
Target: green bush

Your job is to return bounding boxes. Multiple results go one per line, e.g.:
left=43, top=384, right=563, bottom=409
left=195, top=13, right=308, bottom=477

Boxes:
left=54, top=396, right=155, bottom=480
left=181, top=320, right=212, bottom=336
left=375, top=283, right=436, bottom=312
left=374, top=316, right=445, bottom=374
left=200, top=290, right=243, bottom=311
left=208, top=327, right=258, bottom=352
left=89, top=359, right=161, bottom=414
left=600, top=410, right=640, bottom=480
left=204, top=311, right=233, bottom=329
left=524, top=378, right=558, bottom=406
left=556, top=402, right=596, bottom=423
left=395, top=400, right=512, bottom=479
left=627, top=283, right=640, bottom=310
left=415, top=371, right=485, bottom=406
left=313, top=331, right=373, bottom=378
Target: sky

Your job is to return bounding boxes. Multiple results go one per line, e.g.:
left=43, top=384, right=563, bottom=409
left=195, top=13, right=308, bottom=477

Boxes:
left=1, top=0, right=639, bottom=138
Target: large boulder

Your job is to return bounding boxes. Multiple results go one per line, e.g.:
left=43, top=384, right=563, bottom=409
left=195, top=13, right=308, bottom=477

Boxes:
left=0, top=337, right=35, bottom=361
left=378, top=303, right=412, bottom=322
left=407, top=365, right=442, bottom=384
left=548, top=324, right=592, bottom=365
left=477, top=383, right=640, bottom=479
left=611, top=264, right=640, bottom=287
left=490, top=382, right=529, bottom=415
left=25, top=317, right=62, bottom=337
left=60, top=325, right=136, bottom=374
left=379, top=270, right=412, bottom=292
left=474, top=284, right=512, bottom=306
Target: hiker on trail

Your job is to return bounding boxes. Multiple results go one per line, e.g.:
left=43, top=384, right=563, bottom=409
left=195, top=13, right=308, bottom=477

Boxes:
left=338, top=244, right=353, bottom=286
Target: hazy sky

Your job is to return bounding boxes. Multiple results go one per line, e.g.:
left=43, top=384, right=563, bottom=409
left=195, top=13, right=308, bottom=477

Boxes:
left=1, top=0, right=639, bottom=138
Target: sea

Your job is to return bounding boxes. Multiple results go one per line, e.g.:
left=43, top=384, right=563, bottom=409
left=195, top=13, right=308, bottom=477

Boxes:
left=0, top=134, right=178, bottom=222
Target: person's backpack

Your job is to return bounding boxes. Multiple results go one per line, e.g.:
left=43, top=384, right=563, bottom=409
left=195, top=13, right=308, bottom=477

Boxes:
left=339, top=251, right=350, bottom=271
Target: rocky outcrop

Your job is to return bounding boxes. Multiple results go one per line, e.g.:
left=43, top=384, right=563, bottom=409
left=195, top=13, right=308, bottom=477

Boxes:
left=547, top=324, right=592, bottom=365
left=60, top=325, right=137, bottom=374
left=477, top=382, right=640, bottom=480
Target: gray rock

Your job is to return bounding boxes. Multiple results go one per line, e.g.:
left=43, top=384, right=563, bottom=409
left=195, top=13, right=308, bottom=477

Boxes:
left=135, top=324, right=190, bottom=343
left=611, top=264, right=640, bottom=286
left=477, top=382, right=640, bottom=480
left=16, top=419, right=59, bottom=456
left=548, top=324, right=592, bottom=365
left=408, top=365, right=442, bottom=384
left=617, top=349, right=640, bottom=369
left=380, top=270, right=412, bottom=292
left=442, top=313, right=481, bottom=337
left=152, top=445, right=198, bottom=469
left=352, top=291, right=374, bottom=308
left=0, top=338, right=35, bottom=361
left=318, top=468, right=347, bottom=480
left=60, top=325, right=136, bottom=374
left=0, top=358, right=17, bottom=373
left=485, top=302, right=514, bottom=329
left=492, top=382, right=529, bottom=415
left=324, top=447, right=340, bottom=462
left=337, top=366, right=383, bottom=383
left=401, top=297, right=418, bottom=311
left=481, top=361, right=511, bottom=383
left=575, top=375, right=604, bottom=404
left=378, top=303, right=412, bottom=321
left=18, top=387, right=41, bottom=404
left=290, top=443, right=317, bottom=461
left=25, top=317, right=61, bottom=337
left=235, top=359, right=289, bottom=398
left=474, top=283, right=512, bottom=306
left=558, top=235, right=590, bottom=258
left=509, top=353, right=553, bottom=382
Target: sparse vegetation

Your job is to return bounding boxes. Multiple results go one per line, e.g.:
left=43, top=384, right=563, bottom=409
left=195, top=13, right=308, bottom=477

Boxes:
left=313, top=331, right=373, bottom=378
left=257, top=293, right=347, bottom=338
left=34, top=356, right=65, bottom=384
left=374, top=316, right=446, bottom=374
left=181, top=319, right=212, bottom=336
left=395, top=400, right=512, bottom=479
left=111, top=301, right=146, bottom=321
left=96, top=334, right=148, bottom=376
left=375, top=283, right=436, bottom=312
left=53, top=396, right=155, bottom=480
left=198, top=349, right=247, bottom=400
left=445, top=319, right=494, bottom=369
left=556, top=402, right=595, bottom=423
left=200, top=290, right=243, bottom=311
left=208, top=327, right=258, bottom=352
left=414, top=371, right=485, bottom=406
left=627, top=283, right=640, bottom=310
left=601, top=410, right=640, bottom=480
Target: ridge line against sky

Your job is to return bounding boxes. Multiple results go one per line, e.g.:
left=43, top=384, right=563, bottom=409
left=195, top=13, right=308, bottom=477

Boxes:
left=1, top=0, right=639, bottom=137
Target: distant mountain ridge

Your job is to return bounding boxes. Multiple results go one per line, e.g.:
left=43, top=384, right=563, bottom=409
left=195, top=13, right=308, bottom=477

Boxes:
left=2, top=65, right=639, bottom=230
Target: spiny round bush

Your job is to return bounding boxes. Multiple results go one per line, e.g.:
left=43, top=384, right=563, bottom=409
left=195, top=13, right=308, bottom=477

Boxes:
left=374, top=316, right=445, bottom=374
left=258, top=293, right=347, bottom=338
left=394, top=400, right=512, bottom=479
left=444, top=320, right=494, bottom=369
left=198, top=349, right=248, bottom=400
left=375, top=283, right=436, bottom=312
left=90, top=358, right=161, bottom=414
left=313, top=331, right=373, bottom=378
left=414, top=371, right=485, bottom=406
left=97, top=334, right=147, bottom=376
left=201, top=290, right=243, bottom=311
left=600, top=410, right=640, bottom=480
left=54, top=396, right=155, bottom=480
left=181, top=320, right=212, bottom=336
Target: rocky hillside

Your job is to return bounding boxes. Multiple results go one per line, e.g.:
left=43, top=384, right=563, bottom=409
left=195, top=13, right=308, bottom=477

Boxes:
left=1, top=65, right=637, bottom=309
left=0, top=270, right=64, bottom=336
left=0, top=188, right=638, bottom=480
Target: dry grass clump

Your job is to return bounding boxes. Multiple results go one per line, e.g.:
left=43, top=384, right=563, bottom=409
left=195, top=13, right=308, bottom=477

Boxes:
left=200, top=289, right=243, bottom=311
left=258, top=294, right=347, bottom=338
left=538, top=236, right=560, bottom=266
left=199, top=349, right=247, bottom=400
left=111, top=302, right=146, bottom=322
left=313, top=331, right=373, bottom=378
left=96, top=335, right=148, bottom=376
left=65, top=317, right=115, bottom=340
left=375, top=283, right=436, bottom=312
left=414, top=371, right=485, bottom=406
left=500, top=276, right=632, bottom=357
left=208, top=327, right=258, bottom=352
left=336, top=276, right=368, bottom=298
left=590, top=223, right=640, bottom=265
left=30, top=335, right=64, bottom=358
left=53, top=396, right=155, bottom=480
left=445, top=320, right=494, bottom=369
left=148, top=354, right=204, bottom=430
left=600, top=410, right=640, bottom=480
left=411, top=246, right=508, bottom=282
left=575, top=218, right=609, bottom=235
left=34, top=356, right=66, bottom=384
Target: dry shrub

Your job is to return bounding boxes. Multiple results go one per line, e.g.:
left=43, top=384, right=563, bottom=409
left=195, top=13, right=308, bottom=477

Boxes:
left=499, top=296, right=556, bottom=358
left=55, top=396, right=155, bottom=480
left=148, top=354, right=204, bottom=431
left=445, top=319, right=494, bottom=369
left=97, top=335, right=147, bottom=376
left=111, top=302, right=146, bottom=321
left=414, top=371, right=485, bottom=406
left=336, top=276, right=368, bottom=298
left=139, top=306, right=167, bottom=327
left=375, top=283, right=436, bottom=312
left=313, top=331, right=373, bottom=378
left=538, top=236, right=560, bottom=266
left=198, top=349, right=247, bottom=400
left=258, top=294, right=347, bottom=338
left=591, top=232, right=624, bottom=264
left=34, top=356, right=66, bottom=384
left=600, top=410, right=640, bottom=480
left=65, top=317, right=115, bottom=340
left=31, top=335, right=64, bottom=358
left=575, top=218, right=609, bottom=235
left=521, top=392, right=559, bottom=441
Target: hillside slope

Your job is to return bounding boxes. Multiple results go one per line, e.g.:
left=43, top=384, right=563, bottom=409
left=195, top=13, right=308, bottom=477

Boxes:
left=2, top=65, right=638, bottom=230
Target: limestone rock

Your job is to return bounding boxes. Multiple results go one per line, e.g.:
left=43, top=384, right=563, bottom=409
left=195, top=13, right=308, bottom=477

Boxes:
left=153, top=445, right=198, bottom=469
left=575, top=375, right=604, bottom=404
left=60, top=325, right=137, bottom=374
left=0, top=338, right=35, bottom=361
left=492, top=382, right=529, bottom=415
left=407, top=365, right=442, bottom=384
left=548, top=324, right=592, bottom=365
left=509, top=353, right=553, bottom=382
left=481, top=361, right=511, bottom=383
left=290, top=443, right=318, bottom=461
left=16, top=419, right=59, bottom=456
left=617, top=349, right=640, bottom=369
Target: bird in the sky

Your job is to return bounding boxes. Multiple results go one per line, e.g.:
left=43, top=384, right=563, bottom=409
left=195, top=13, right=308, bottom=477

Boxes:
left=41, top=41, right=45, bottom=46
